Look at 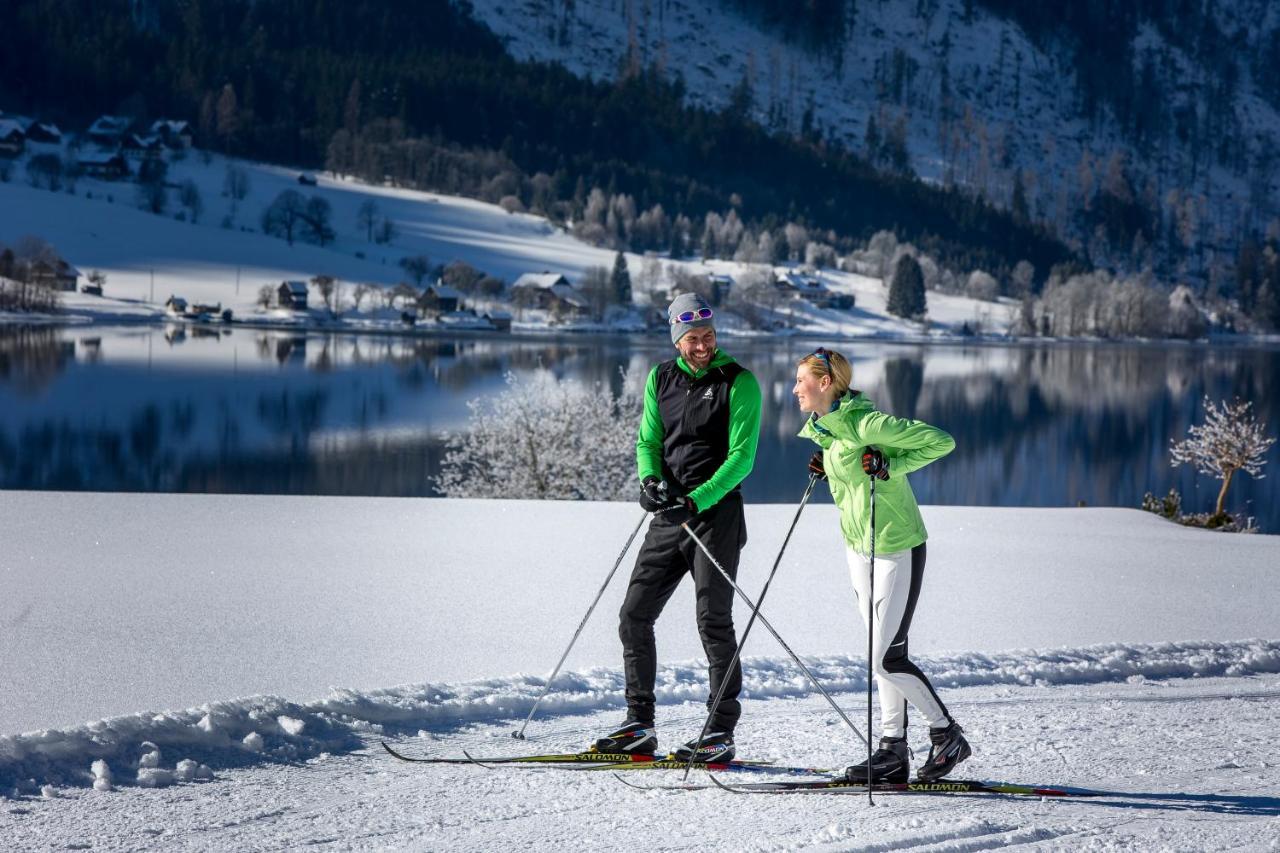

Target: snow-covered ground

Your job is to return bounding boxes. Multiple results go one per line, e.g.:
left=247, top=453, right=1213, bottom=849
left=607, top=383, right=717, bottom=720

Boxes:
left=2, top=493, right=1278, bottom=849
left=1, top=146, right=1012, bottom=339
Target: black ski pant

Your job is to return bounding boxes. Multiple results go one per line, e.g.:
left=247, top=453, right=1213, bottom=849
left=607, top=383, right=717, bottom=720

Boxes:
left=618, top=492, right=746, bottom=734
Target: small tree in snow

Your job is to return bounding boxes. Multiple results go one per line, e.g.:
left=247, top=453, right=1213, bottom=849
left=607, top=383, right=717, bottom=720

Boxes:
left=434, top=370, right=643, bottom=500
left=1170, top=397, right=1275, bottom=524
left=887, top=254, right=927, bottom=319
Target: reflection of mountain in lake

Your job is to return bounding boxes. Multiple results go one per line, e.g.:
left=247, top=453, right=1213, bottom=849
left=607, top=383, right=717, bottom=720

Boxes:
left=0, top=328, right=1276, bottom=530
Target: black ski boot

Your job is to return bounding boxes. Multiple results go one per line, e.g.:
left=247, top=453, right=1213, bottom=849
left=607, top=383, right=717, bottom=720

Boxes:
left=916, top=721, right=971, bottom=781
left=671, top=730, right=735, bottom=764
left=843, top=736, right=910, bottom=783
left=591, top=721, right=657, bottom=755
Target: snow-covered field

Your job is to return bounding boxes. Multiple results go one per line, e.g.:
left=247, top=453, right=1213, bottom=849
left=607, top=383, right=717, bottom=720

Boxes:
left=1, top=146, right=1012, bottom=339
left=2, top=493, right=1278, bottom=849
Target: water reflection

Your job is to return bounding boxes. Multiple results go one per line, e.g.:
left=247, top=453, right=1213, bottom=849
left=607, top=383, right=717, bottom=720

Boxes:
left=0, top=326, right=1276, bottom=531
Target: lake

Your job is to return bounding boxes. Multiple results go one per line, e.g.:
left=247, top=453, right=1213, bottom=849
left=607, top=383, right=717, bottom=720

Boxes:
left=1, top=324, right=1277, bottom=531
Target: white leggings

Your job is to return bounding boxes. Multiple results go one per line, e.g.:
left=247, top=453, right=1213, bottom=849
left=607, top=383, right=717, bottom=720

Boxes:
left=847, top=543, right=951, bottom=739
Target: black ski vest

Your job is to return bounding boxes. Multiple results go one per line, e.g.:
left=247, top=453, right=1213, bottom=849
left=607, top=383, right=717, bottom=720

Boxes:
left=654, top=358, right=747, bottom=496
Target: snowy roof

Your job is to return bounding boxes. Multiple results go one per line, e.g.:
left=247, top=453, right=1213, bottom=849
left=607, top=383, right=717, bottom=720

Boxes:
left=511, top=272, right=569, bottom=290
left=484, top=310, right=513, bottom=320
left=280, top=280, right=309, bottom=295
left=165, top=295, right=188, bottom=308
left=123, top=133, right=162, bottom=148
left=77, top=153, right=126, bottom=166
left=1, top=114, right=35, bottom=132
left=88, top=115, right=131, bottom=135
left=425, top=285, right=463, bottom=299
left=781, top=271, right=827, bottom=292
left=150, top=119, right=192, bottom=135
left=0, top=119, right=24, bottom=139
left=550, top=282, right=588, bottom=308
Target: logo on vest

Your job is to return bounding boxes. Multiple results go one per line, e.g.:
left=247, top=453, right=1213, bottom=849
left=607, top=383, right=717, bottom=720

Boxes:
left=701, top=387, right=714, bottom=400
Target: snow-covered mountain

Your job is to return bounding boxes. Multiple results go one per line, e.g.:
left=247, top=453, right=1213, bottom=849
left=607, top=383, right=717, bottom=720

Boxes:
left=466, top=0, right=1280, bottom=275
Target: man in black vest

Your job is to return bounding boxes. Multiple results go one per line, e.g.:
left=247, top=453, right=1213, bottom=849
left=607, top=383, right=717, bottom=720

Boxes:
left=591, top=292, right=762, bottom=763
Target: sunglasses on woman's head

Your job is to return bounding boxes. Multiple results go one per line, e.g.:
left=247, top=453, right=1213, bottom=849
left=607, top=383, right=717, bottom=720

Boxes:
left=671, top=307, right=714, bottom=324
left=812, top=347, right=832, bottom=370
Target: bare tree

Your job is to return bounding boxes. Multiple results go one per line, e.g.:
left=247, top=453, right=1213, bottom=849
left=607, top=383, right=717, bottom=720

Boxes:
left=26, top=154, right=63, bottom=191
left=257, top=284, right=275, bottom=308
left=375, top=217, right=398, bottom=245
left=262, top=190, right=307, bottom=245
left=399, top=255, right=431, bottom=287
left=390, top=281, right=418, bottom=309
left=579, top=265, right=612, bottom=321
left=352, top=282, right=376, bottom=313
left=1170, top=397, right=1275, bottom=523
left=179, top=180, right=203, bottom=223
left=312, top=274, right=338, bottom=316
left=356, top=199, right=380, bottom=241
left=302, top=197, right=335, bottom=246
left=222, top=164, right=250, bottom=201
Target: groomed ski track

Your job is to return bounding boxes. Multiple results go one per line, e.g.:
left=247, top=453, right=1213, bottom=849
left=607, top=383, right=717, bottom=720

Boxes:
left=6, top=674, right=1278, bottom=851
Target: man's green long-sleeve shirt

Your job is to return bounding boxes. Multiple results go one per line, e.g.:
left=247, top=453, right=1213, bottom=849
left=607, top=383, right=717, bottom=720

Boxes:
left=635, top=349, right=761, bottom=511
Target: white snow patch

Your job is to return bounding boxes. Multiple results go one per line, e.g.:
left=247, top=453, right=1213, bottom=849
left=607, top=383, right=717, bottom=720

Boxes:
left=277, top=716, right=306, bottom=736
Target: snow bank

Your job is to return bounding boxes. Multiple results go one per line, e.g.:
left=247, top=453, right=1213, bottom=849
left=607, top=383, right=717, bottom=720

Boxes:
left=3, top=638, right=1276, bottom=794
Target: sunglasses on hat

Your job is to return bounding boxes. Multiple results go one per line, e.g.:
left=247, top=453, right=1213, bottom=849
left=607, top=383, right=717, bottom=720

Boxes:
left=670, top=307, right=714, bottom=324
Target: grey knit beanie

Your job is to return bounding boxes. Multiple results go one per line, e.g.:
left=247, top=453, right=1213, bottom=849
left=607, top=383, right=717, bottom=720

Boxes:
left=667, top=292, right=715, bottom=345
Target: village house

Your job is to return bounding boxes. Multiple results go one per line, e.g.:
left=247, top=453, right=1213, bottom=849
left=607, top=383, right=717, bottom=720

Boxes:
left=77, top=152, right=130, bottom=180
left=776, top=270, right=854, bottom=310
left=418, top=284, right=462, bottom=314
left=149, top=120, right=194, bottom=149
left=164, top=295, right=188, bottom=315
left=120, top=133, right=164, bottom=159
left=87, top=115, right=132, bottom=148
left=0, top=120, right=25, bottom=157
left=708, top=273, right=735, bottom=306
left=483, top=310, right=513, bottom=332
left=24, top=121, right=62, bottom=145
left=277, top=280, right=309, bottom=309
left=30, top=258, right=80, bottom=292
left=510, top=272, right=589, bottom=316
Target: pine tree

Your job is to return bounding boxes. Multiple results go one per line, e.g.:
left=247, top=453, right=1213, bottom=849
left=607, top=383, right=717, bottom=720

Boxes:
left=611, top=252, right=632, bottom=305
left=887, top=254, right=926, bottom=319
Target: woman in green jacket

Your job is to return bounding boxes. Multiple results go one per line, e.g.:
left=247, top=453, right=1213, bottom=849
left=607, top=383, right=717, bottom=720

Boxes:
left=794, top=346, right=971, bottom=784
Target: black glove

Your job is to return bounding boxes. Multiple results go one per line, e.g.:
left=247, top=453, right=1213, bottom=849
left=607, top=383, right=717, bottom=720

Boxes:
left=660, top=496, right=697, bottom=526
left=639, top=477, right=673, bottom=512
left=807, top=451, right=827, bottom=481
left=862, top=447, right=890, bottom=481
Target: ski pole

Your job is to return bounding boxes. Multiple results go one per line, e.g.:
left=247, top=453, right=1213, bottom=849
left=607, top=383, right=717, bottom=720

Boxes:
left=512, top=510, right=648, bottom=740
left=679, top=521, right=870, bottom=752
left=681, top=474, right=820, bottom=781
left=867, top=472, right=877, bottom=806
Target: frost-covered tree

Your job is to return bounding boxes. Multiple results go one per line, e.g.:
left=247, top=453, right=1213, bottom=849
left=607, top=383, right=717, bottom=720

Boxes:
left=434, top=370, right=643, bottom=500
left=1170, top=397, right=1275, bottom=522
left=965, top=270, right=998, bottom=301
